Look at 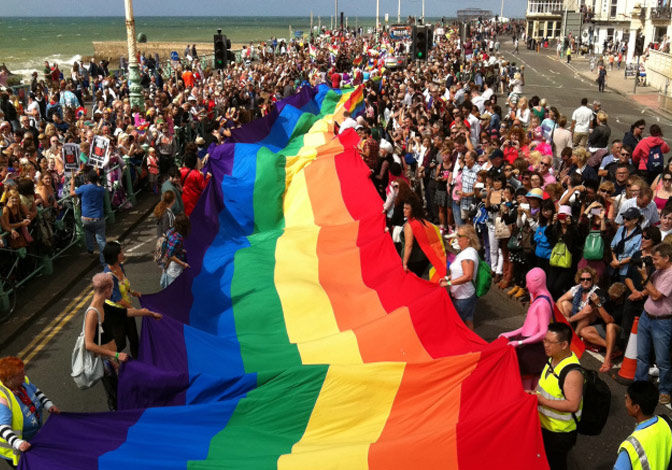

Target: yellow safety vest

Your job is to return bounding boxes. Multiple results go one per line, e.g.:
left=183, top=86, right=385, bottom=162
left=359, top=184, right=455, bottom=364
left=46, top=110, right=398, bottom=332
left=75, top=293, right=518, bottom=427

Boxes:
left=536, top=353, right=583, bottom=433
left=618, top=417, right=672, bottom=470
left=0, top=377, right=30, bottom=466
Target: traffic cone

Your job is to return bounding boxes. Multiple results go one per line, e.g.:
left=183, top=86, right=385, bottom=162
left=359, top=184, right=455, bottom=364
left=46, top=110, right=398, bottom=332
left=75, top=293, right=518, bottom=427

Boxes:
left=616, top=316, right=640, bottom=383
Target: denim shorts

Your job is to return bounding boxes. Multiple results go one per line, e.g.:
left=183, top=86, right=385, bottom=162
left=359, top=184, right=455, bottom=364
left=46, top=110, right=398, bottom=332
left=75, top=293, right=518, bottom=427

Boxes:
left=452, top=294, right=477, bottom=323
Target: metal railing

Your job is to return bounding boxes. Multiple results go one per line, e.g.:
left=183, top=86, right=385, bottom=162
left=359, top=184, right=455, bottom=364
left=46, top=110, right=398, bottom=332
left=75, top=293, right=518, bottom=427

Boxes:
left=526, top=1, right=564, bottom=14
left=0, top=156, right=148, bottom=319
left=652, top=6, right=671, bottom=19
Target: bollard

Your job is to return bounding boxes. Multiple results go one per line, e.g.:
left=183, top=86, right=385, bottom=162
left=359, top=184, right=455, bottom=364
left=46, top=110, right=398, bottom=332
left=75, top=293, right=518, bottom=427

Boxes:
left=73, top=198, right=85, bottom=248
left=40, top=255, right=54, bottom=276
left=122, top=156, right=137, bottom=206
left=103, top=188, right=116, bottom=224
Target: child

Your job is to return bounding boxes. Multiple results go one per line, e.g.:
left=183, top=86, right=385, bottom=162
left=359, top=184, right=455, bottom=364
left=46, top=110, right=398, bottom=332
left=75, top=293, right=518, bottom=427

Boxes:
left=146, top=147, right=159, bottom=194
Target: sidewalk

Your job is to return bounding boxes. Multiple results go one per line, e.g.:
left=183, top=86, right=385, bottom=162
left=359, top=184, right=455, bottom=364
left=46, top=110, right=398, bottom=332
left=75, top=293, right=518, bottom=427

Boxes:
left=0, top=193, right=157, bottom=351
left=545, top=51, right=672, bottom=120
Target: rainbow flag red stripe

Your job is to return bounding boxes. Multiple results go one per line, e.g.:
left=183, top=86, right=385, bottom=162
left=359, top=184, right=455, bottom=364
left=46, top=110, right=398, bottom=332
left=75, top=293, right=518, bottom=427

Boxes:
left=20, top=85, right=547, bottom=470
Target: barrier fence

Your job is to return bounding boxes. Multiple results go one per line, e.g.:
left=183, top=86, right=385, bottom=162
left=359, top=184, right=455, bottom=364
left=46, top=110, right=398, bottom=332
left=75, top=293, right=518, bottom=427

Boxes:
left=0, top=154, right=148, bottom=320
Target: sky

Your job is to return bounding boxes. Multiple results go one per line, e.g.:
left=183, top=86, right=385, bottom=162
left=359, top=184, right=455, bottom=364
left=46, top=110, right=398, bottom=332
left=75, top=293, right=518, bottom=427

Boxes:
left=3, top=0, right=527, bottom=18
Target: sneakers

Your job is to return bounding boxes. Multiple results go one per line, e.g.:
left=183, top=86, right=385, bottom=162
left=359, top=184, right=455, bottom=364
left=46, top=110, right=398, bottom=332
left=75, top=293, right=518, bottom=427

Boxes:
left=649, top=366, right=660, bottom=377
left=660, top=393, right=671, bottom=405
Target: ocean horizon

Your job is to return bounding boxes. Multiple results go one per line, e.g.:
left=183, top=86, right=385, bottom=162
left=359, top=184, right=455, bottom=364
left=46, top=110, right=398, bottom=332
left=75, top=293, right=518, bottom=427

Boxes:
left=1, top=15, right=450, bottom=80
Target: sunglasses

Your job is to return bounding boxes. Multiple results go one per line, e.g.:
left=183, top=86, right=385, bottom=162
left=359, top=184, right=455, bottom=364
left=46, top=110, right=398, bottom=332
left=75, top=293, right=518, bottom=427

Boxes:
left=642, top=235, right=651, bottom=240
left=664, top=177, right=672, bottom=182
left=580, top=277, right=592, bottom=282
left=620, top=152, right=630, bottom=156
left=540, top=162, right=549, bottom=167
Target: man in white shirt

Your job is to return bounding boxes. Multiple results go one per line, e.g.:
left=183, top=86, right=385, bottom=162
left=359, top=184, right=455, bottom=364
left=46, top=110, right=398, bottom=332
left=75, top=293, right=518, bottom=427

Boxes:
left=571, top=97, right=593, bottom=147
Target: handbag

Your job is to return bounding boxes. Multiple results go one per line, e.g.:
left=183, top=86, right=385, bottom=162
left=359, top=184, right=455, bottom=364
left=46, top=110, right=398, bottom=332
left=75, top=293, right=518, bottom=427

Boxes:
left=494, top=216, right=512, bottom=239
left=550, top=240, right=572, bottom=268
left=71, top=307, right=105, bottom=390
left=508, top=224, right=532, bottom=252
left=583, top=230, right=605, bottom=260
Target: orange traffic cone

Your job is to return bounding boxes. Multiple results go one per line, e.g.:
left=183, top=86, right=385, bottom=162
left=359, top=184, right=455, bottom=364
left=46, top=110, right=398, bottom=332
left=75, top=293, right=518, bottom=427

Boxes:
left=616, top=316, right=640, bottom=383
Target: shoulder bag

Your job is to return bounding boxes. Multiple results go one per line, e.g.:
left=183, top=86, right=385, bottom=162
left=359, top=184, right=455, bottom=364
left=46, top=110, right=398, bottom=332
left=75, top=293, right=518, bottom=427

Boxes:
left=71, top=307, right=105, bottom=390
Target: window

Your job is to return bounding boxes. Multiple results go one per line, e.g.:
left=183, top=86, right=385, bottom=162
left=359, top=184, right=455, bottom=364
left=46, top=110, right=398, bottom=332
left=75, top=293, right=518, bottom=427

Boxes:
left=610, top=0, right=618, bottom=17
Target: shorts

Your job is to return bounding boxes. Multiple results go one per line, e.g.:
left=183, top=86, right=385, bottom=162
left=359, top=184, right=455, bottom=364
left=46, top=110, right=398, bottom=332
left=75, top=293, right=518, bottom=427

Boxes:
left=592, top=323, right=606, bottom=340
left=435, top=190, right=449, bottom=207
left=452, top=294, right=477, bottom=323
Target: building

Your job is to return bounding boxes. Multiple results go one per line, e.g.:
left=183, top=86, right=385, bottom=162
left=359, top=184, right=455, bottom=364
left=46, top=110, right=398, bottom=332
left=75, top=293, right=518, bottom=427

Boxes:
left=525, top=0, right=565, bottom=40
left=457, top=8, right=494, bottom=22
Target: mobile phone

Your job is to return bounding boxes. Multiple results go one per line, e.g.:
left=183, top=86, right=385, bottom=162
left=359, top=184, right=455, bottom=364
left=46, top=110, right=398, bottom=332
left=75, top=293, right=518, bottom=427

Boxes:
left=590, top=207, right=601, bottom=216
left=520, top=203, right=530, bottom=210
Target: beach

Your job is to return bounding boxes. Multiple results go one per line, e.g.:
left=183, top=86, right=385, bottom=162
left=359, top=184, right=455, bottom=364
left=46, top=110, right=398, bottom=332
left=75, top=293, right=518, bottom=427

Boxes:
left=0, top=16, right=391, bottom=80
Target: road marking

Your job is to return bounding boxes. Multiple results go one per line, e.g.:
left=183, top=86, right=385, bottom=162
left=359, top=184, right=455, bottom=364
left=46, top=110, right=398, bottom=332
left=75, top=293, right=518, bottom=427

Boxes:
left=126, top=238, right=153, bottom=254
left=20, top=289, right=93, bottom=365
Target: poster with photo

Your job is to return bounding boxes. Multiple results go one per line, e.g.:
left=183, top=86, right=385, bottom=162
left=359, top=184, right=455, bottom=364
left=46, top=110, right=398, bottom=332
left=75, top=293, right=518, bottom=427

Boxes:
left=88, top=136, right=110, bottom=168
left=62, top=143, right=80, bottom=172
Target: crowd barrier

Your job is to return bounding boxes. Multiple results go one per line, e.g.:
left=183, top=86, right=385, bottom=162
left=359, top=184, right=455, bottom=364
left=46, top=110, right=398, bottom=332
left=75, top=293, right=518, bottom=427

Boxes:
left=0, top=154, right=147, bottom=320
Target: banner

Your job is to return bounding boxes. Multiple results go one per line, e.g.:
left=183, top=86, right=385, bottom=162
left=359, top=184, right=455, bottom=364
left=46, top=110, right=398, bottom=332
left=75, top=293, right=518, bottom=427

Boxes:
left=88, top=135, right=109, bottom=168
left=61, top=143, right=80, bottom=172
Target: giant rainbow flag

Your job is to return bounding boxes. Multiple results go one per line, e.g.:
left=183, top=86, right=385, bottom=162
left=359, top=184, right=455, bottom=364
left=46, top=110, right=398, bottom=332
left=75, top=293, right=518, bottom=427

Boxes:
left=20, top=85, right=548, bottom=470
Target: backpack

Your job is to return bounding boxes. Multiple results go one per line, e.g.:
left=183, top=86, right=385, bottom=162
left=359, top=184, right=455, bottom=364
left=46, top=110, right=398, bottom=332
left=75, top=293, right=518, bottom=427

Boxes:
left=153, top=235, right=169, bottom=267
left=556, top=364, right=611, bottom=436
left=647, top=145, right=664, bottom=173
left=583, top=230, right=604, bottom=260
left=474, top=257, right=492, bottom=297
left=550, top=240, right=572, bottom=268
left=534, top=225, right=553, bottom=260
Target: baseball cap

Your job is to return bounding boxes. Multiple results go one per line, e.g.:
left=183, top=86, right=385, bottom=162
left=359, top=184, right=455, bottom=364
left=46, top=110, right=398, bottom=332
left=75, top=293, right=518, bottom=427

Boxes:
left=622, top=207, right=641, bottom=220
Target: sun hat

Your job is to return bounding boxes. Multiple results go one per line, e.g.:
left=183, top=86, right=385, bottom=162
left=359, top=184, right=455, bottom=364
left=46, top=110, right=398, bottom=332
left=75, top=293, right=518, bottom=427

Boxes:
left=558, top=205, right=572, bottom=216
left=525, top=188, right=544, bottom=199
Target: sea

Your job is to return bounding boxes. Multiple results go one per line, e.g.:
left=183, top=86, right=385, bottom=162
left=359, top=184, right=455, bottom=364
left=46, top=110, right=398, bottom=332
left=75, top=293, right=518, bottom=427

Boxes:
left=0, top=16, right=443, bottom=82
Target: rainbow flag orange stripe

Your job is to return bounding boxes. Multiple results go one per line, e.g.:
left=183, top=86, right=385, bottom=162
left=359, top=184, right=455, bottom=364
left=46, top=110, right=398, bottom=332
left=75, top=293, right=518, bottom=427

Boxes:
left=21, top=85, right=547, bottom=470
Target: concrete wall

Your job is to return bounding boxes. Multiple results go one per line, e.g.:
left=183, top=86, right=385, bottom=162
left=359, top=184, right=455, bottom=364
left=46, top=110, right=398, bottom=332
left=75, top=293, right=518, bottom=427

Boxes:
left=644, top=48, right=672, bottom=96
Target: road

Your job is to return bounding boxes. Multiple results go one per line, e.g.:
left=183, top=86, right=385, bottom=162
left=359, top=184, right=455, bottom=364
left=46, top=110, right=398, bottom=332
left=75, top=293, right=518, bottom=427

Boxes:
left=500, top=47, right=672, bottom=141
left=4, top=52, right=672, bottom=467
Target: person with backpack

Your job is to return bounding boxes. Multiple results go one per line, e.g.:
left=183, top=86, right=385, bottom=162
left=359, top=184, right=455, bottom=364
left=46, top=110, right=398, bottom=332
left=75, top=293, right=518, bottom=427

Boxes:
left=614, top=381, right=672, bottom=470
left=532, top=322, right=584, bottom=470
left=441, top=224, right=480, bottom=330
left=632, top=124, right=670, bottom=185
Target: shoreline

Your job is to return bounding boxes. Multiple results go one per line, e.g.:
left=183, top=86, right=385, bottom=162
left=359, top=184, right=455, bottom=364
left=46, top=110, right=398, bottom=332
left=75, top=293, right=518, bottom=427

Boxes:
left=92, top=41, right=245, bottom=63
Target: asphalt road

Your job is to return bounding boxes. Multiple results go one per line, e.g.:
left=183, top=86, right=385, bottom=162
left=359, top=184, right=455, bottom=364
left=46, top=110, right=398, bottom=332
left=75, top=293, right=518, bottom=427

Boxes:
left=4, top=54, right=672, bottom=466
left=500, top=48, right=672, bottom=141
left=1, top=207, right=657, bottom=469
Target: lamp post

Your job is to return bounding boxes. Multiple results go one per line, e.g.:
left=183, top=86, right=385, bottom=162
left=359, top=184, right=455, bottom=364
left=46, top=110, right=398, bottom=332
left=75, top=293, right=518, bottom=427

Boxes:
left=124, top=0, right=144, bottom=111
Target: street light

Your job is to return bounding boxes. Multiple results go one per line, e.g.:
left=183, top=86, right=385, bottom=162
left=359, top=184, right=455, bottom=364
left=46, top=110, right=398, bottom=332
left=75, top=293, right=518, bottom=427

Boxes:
left=124, top=0, right=144, bottom=111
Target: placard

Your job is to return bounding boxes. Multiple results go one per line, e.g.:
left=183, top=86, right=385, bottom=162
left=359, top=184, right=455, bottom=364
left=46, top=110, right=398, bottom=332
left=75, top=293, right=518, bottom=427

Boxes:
left=62, top=143, right=80, bottom=172
left=88, top=135, right=110, bottom=169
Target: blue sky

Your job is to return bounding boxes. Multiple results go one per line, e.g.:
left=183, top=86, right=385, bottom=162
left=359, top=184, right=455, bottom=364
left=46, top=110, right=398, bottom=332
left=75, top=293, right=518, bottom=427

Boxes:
left=4, top=0, right=526, bottom=18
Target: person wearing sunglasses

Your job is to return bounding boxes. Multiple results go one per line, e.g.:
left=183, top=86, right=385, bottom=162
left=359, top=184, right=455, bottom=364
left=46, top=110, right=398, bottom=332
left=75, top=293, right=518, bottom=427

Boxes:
left=622, top=119, right=645, bottom=156
left=652, top=169, right=672, bottom=212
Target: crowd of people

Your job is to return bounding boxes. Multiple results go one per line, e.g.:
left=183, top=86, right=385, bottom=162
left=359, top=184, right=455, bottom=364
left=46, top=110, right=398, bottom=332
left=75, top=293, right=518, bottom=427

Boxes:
left=1, top=15, right=672, bottom=470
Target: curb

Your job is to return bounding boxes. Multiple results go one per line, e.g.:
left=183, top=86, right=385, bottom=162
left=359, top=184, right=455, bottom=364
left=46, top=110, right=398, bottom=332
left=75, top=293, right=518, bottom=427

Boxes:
left=545, top=55, right=672, bottom=122
left=0, top=196, right=157, bottom=352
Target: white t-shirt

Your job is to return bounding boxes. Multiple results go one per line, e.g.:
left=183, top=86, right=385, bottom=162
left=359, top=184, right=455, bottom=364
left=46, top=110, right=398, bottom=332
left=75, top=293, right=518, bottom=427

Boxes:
left=450, top=246, right=479, bottom=299
left=571, top=105, right=593, bottom=133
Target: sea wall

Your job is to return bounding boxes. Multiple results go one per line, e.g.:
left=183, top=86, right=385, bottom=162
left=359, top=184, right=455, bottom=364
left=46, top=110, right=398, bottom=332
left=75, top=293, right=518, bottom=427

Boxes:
left=92, top=41, right=243, bottom=63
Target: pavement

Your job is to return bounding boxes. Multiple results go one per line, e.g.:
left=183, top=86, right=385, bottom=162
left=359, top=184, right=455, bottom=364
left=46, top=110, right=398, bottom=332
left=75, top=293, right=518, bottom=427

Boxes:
left=0, top=192, right=158, bottom=352
left=530, top=48, right=672, bottom=122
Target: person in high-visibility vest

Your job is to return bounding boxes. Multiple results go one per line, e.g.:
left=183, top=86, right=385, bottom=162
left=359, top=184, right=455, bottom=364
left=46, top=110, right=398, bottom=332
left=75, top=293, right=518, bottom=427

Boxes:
left=614, top=380, right=672, bottom=470
left=0, top=356, right=60, bottom=468
left=531, top=322, right=584, bottom=470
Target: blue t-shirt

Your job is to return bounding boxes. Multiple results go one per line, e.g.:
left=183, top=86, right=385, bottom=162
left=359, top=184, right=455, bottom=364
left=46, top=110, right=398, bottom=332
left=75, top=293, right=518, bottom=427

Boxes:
left=75, top=183, right=105, bottom=219
left=613, top=416, right=659, bottom=470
